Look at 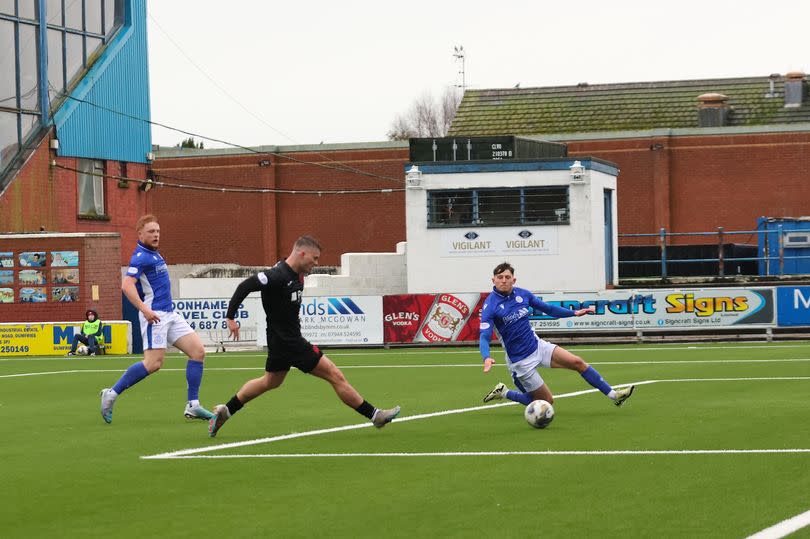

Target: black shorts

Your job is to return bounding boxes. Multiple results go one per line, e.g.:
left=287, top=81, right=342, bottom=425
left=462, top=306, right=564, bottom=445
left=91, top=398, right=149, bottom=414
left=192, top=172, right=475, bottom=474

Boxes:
left=265, top=342, right=323, bottom=373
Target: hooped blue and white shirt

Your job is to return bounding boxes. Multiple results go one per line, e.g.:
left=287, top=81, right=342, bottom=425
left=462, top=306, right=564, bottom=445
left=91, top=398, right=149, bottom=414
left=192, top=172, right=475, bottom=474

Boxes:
left=479, top=286, right=576, bottom=362
left=126, top=241, right=173, bottom=312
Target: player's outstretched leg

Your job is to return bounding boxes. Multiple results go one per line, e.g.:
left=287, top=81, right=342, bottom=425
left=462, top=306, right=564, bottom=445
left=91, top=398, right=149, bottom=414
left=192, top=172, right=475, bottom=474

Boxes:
left=371, top=406, right=401, bottom=428
left=613, top=385, right=635, bottom=407
left=483, top=382, right=508, bottom=402
left=208, top=404, right=231, bottom=437
left=100, top=388, right=117, bottom=424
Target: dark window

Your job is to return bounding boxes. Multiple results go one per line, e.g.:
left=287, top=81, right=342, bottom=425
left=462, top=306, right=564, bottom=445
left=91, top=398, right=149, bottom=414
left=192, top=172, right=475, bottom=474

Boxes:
left=427, top=187, right=569, bottom=228
left=478, top=189, right=521, bottom=226
left=428, top=191, right=473, bottom=226
left=524, top=187, right=570, bottom=224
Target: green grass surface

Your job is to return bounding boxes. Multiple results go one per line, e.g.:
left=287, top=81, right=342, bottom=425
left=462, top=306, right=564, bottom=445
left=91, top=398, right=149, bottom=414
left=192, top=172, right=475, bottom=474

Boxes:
left=2, top=342, right=809, bottom=538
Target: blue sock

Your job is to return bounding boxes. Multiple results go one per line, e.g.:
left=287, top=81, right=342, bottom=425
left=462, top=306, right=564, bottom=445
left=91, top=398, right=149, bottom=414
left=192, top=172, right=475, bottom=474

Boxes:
left=112, top=362, right=150, bottom=395
left=506, top=389, right=534, bottom=406
left=581, top=366, right=613, bottom=396
left=186, top=360, right=204, bottom=401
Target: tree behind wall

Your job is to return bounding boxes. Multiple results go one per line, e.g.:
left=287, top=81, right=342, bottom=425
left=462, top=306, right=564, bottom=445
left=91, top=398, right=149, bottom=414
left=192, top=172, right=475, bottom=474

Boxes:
left=178, top=137, right=204, bottom=149
left=387, top=88, right=461, bottom=140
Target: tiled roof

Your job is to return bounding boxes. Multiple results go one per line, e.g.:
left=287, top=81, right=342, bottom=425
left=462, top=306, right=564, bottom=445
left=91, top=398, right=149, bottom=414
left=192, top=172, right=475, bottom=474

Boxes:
left=447, top=76, right=810, bottom=136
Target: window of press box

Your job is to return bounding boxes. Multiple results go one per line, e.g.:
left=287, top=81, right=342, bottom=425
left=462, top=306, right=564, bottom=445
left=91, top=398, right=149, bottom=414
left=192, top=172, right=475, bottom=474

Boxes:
left=427, top=187, right=570, bottom=228
left=77, top=159, right=106, bottom=217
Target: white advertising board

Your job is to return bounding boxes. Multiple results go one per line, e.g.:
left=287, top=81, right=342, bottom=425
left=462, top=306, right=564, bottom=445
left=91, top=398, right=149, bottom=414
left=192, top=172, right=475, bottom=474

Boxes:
left=440, top=227, right=559, bottom=257
left=529, top=288, right=776, bottom=331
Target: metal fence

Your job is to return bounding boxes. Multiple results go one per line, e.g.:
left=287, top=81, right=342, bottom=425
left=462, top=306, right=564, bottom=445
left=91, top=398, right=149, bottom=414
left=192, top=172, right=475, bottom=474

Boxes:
left=619, top=227, right=810, bottom=278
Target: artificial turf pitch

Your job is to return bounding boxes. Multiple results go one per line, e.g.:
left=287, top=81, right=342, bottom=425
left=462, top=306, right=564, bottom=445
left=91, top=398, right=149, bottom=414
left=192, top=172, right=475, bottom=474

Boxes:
left=1, top=342, right=809, bottom=538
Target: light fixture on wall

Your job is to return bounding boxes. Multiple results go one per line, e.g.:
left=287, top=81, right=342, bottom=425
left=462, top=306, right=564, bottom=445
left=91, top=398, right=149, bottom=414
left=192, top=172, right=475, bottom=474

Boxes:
left=569, top=160, right=586, bottom=182
left=139, top=171, right=155, bottom=192
left=406, top=165, right=422, bottom=188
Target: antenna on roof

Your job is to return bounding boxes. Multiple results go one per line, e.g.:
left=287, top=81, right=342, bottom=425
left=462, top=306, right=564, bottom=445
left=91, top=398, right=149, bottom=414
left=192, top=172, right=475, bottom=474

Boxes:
left=453, top=45, right=466, bottom=91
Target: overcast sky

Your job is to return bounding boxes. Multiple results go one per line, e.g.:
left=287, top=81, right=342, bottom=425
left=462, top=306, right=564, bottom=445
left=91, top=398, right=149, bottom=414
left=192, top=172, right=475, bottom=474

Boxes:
left=147, top=1, right=810, bottom=149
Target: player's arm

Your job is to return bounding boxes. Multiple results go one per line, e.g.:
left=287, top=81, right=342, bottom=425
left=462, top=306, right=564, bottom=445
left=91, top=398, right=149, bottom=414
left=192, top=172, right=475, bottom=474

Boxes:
left=479, top=307, right=496, bottom=373
left=530, top=296, right=594, bottom=318
left=121, top=275, right=160, bottom=323
left=225, top=273, right=265, bottom=340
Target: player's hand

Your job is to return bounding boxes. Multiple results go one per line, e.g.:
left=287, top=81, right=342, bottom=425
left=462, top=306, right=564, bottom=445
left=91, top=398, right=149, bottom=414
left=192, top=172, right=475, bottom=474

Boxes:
left=574, top=306, right=596, bottom=316
left=483, top=357, right=495, bottom=373
left=142, top=308, right=160, bottom=324
left=227, top=318, right=240, bottom=341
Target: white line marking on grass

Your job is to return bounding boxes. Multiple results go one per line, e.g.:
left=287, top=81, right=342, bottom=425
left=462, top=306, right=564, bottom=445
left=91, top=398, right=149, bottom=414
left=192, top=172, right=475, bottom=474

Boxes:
left=142, top=376, right=810, bottom=460
left=5, top=359, right=810, bottom=380
left=152, top=449, right=810, bottom=460
left=0, top=369, right=117, bottom=378
left=6, top=342, right=809, bottom=362
left=745, top=508, right=810, bottom=539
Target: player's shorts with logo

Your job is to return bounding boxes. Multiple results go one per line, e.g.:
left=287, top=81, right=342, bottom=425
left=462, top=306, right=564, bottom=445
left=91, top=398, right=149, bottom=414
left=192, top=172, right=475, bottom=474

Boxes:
left=505, top=335, right=557, bottom=392
left=140, top=310, right=195, bottom=350
left=265, top=335, right=323, bottom=373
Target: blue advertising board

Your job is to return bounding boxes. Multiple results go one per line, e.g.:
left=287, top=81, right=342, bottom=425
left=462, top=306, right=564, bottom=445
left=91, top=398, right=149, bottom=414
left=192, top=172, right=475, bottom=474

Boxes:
left=776, top=286, right=810, bottom=326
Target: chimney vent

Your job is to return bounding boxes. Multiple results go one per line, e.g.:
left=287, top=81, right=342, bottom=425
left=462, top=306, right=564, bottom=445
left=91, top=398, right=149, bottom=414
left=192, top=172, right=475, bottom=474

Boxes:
left=784, top=71, right=806, bottom=108
left=765, top=73, right=781, bottom=98
left=697, top=93, right=729, bottom=127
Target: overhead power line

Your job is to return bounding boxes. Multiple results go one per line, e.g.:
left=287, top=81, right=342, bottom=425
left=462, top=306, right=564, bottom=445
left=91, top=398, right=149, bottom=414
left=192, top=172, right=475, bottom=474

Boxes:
left=58, top=93, right=406, bottom=186
left=51, top=162, right=404, bottom=195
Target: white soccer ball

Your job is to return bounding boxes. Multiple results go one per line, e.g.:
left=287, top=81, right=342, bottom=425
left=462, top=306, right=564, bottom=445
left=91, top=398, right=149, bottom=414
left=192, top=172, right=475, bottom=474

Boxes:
left=524, top=399, right=554, bottom=429
left=76, top=344, right=88, bottom=355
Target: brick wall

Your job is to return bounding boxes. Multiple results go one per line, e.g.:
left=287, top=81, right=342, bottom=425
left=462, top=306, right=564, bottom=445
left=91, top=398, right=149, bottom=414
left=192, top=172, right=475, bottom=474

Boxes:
left=150, top=147, right=408, bottom=266
left=0, top=234, right=121, bottom=322
left=567, top=131, right=810, bottom=245
left=0, top=132, right=150, bottom=265
left=4, top=131, right=809, bottom=266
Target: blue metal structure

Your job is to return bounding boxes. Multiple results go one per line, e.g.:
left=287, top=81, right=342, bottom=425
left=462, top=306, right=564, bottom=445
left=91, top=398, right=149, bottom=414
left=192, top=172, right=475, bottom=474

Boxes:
left=53, top=0, right=151, bottom=163
left=757, top=217, right=810, bottom=276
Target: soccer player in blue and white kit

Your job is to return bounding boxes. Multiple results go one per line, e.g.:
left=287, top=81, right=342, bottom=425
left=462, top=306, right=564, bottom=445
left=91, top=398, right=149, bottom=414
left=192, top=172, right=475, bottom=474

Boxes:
left=480, top=262, right=634, bottom=408
left=99, top=215, right=214, bottom=423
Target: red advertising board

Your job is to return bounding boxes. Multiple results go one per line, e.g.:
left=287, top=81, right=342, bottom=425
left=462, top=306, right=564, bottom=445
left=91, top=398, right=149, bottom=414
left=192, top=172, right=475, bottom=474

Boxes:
left=383, top=293, right=492, bottom=343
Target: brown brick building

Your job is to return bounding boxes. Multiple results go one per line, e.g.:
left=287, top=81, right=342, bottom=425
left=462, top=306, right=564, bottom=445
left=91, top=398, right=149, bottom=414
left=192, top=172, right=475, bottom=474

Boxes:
left=448, top=73, right=810, bottom=246
left=3, top=73, right=810, bottom=271
left=148, top=142, right=409, bottom=267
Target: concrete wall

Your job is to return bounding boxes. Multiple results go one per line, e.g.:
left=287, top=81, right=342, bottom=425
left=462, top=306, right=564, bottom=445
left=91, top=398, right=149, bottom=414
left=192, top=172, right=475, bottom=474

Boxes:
left=176, top=243, right=407, bottom=299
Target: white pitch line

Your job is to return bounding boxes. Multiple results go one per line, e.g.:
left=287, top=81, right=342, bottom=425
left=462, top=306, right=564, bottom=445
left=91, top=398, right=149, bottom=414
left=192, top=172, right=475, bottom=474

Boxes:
left=153, top=449, right=810, bottom=460
left=4, top=358, right=810, bottom=379
left=3, top=342, right=810, bottom=362
left=141, top=387, right=607, bottom=460
left=745, top=508, right=810, bottom=539
left=141, top=376, right=810, bottom=460
left=0, top=369, right=117, bottom=378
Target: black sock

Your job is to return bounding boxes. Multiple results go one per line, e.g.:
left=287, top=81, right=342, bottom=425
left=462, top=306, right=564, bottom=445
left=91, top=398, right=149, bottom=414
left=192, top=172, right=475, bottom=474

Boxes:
left=226, top=395, right=244, bottom=416
left=355, top=400, right=376, bottom=419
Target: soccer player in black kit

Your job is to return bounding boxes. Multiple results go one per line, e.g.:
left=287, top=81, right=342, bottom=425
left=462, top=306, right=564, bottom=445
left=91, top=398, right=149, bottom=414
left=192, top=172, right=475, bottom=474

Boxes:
left=208, top=235, right=400, bottom=437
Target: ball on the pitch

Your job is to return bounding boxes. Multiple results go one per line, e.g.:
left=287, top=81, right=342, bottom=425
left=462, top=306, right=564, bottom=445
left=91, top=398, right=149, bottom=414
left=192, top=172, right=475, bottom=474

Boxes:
left=76, top=344, right=88, bottom=355
left=524, top=399, right=554, bottom=429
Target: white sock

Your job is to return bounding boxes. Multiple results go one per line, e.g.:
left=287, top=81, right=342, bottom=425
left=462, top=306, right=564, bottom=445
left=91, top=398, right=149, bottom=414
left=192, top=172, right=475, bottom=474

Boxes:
left=188, top=399, right=200, bottom=407
left=607, top=390, right=617, bottom=400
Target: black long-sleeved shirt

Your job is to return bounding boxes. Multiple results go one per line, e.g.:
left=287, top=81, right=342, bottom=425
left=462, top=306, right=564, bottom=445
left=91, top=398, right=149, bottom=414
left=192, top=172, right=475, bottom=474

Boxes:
left=226, top=260, right=306, bottom=348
